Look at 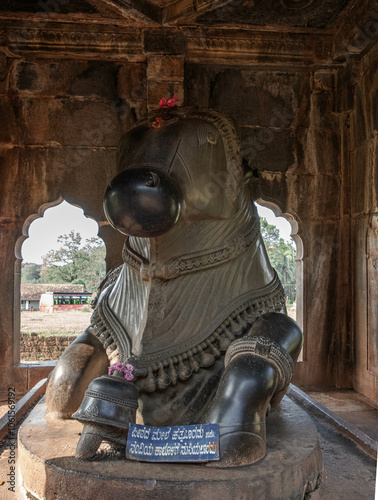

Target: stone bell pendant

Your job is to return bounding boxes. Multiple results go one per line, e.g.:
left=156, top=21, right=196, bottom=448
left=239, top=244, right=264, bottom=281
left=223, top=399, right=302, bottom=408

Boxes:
left=72, top=366, right=139, bottom=460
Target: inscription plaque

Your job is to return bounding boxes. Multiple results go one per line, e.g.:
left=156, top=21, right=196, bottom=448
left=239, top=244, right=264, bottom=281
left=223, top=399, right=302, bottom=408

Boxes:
left=126, top=423, right=220, bottom=462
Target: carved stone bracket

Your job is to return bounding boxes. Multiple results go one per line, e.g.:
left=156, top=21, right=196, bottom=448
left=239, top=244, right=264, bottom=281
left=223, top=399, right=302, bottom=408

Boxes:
left=332, top=0, right=378, bottom=62
left=144, top=29, right=187, bottom=54
left=311, top=69, right=336, bottom=94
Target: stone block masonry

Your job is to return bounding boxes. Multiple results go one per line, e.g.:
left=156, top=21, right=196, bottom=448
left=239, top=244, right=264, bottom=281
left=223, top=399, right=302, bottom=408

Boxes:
left=20, top=334, right=78, bottom=362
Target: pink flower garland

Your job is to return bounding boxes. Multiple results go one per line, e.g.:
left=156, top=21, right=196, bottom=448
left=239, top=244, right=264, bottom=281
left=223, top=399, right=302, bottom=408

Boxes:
left=108, top=362, right=134, bottom=381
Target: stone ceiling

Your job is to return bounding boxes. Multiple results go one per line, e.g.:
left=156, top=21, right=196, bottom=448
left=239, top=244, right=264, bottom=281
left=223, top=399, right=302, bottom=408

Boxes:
left=196, top=0, right=350, bottom=28
left=0, top=0, right=376, bottom=67
left=0, top=0, right=354, bottom=27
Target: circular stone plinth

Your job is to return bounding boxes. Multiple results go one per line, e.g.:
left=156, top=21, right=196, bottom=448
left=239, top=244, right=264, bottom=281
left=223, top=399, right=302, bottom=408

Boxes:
left=18, top=397, right=323, bottom=500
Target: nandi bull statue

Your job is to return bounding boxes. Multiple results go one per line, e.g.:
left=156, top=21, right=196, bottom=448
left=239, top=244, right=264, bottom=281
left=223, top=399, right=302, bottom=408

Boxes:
left=46, top=107, right=303, bottom=467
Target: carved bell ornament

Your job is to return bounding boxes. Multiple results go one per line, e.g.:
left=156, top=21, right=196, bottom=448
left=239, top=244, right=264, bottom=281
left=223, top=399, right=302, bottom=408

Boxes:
left=104, top=167, right=183, bottom=238
left=72, top=370, right=139, bottom=460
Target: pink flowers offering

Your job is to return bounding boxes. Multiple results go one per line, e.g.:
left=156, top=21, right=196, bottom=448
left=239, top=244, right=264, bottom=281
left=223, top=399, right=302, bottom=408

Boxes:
left=159, top=95, right=180, bottom=109
left=108, top=362, right=134, bottom=381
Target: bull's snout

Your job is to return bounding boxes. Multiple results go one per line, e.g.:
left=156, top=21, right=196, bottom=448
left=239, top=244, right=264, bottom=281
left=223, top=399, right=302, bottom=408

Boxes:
left=104, top=167, right=183, bottom=238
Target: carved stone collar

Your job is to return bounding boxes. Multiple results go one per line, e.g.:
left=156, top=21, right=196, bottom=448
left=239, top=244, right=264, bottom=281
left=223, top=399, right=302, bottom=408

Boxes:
left=122, top=216, right=260, bottom=281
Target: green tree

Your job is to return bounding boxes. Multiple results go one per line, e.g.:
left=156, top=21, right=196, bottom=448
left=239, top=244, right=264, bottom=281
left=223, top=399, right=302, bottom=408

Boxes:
left=41, top=231, right=106, bottom=292
left=78, top=237, right=107, bottom=293
left=21, top=262, right=43, bottom=284
left=260, top=218, right=297, bottom=302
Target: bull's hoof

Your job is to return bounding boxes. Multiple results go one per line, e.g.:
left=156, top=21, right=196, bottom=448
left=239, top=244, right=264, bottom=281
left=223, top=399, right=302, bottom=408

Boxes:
left=75, top=430, right=103, bottom=460
left=207, top=428, right=266, bottom=468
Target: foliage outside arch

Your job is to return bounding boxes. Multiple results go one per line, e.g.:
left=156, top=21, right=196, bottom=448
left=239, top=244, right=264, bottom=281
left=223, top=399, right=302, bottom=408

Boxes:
left=259, top=218, right=296, bottom=303
left=256, top=198, right=304, bottom=304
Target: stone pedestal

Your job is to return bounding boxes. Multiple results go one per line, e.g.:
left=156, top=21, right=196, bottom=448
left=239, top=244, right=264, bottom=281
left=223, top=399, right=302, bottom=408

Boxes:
left=18, top=397, right=323, bottom=500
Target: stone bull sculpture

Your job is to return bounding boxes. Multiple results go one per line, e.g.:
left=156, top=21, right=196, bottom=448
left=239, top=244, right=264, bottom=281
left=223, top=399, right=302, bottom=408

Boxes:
left=46, top=108, right=303, bottom=467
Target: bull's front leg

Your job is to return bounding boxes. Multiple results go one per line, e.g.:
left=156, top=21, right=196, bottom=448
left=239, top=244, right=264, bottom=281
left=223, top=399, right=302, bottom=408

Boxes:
left=205, top=312, right=303, bottom=467
left=45, top=327, right=109, bottom=419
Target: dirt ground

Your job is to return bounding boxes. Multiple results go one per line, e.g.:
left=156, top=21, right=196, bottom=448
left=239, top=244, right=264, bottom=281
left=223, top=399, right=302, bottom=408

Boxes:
left=21, top=309, right=93, bottom=336
left=21, top=306, right=297, bottom=337
left=287, top=305, right=296, bottom=321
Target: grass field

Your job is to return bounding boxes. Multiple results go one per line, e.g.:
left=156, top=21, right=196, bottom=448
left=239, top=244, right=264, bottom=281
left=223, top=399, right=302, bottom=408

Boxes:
left=21, top=309, right=93, bottom=336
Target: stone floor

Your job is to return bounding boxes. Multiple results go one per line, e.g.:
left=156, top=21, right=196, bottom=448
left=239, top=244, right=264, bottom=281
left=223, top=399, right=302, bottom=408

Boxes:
left=305, top=389, right=378, bottom=444
left=301, top=391, right=377, bottom=499
left=0, top=390, right=376, bottom=499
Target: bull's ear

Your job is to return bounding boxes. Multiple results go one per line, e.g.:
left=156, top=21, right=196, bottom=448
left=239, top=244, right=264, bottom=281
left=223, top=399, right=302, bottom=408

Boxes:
left=242, top=157, right=259, bottom=183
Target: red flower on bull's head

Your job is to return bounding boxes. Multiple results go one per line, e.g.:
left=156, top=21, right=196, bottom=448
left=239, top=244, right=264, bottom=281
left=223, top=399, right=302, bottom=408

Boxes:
left=159, top=95, right=180, bottom=109
left=152, top=96, right=180, bottom=128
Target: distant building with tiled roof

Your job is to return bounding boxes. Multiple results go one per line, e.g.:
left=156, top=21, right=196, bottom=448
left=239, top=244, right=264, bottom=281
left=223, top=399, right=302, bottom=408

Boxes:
left=21, top=284, right=92, bottom=311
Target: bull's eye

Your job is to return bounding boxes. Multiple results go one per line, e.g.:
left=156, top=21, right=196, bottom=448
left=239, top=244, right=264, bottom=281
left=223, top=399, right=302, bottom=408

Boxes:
left=145, top=172, right=160, bottom=188
left=207, top=131, right=217, bottom=145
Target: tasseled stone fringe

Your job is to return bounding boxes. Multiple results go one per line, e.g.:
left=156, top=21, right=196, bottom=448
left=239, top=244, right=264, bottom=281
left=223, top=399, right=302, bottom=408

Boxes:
left=90, top=284, right=285, bottom=394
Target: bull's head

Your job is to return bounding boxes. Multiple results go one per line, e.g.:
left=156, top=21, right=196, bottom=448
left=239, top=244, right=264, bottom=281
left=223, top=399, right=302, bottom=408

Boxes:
left=104, top=109, right=249, bottom=238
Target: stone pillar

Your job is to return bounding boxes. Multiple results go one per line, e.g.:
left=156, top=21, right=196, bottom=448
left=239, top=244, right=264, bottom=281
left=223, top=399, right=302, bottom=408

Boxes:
left=294, top=68, right=350, bottom=388
left=98, top=223, right=125, bottom=272
left=0, top=219, right=28, bottom=401
left=146, top=54, right=185, bottom=110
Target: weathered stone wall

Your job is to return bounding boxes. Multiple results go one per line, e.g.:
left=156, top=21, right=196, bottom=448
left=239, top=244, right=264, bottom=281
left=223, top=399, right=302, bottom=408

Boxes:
left=20, top=334, right=78, bottom=362
left=0, top=58, right=146, bottom=399
left=349, top=42, right=378, bottom=404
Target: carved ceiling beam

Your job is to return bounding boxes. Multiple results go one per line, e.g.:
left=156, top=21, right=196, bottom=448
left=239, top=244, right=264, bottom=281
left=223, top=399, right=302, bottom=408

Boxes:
left=184, top=29, right=333, bottom=66
left=141, top=27, right=335, bottom=66
left=2, top=16, right=374, bottom=68
left=3, top=23, right=145, bottom=62
left=3, top=23, right=334, bottom=67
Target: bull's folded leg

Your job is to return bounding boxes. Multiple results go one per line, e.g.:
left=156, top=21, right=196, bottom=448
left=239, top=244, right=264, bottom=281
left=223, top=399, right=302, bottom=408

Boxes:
left=205, top=312, right=302, bottom=468
left=45, top=327, right=109, bottom=419
left=205, top=353, right=279, bottom=467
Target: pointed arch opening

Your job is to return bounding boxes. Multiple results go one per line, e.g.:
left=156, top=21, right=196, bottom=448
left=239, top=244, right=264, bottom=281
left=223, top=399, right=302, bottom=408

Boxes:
left=14, top=199, right=106, bottom=364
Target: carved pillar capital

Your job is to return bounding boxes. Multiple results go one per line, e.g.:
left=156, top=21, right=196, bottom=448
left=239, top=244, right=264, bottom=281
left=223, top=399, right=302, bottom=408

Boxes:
left=311, top=69, right=336, bottom=94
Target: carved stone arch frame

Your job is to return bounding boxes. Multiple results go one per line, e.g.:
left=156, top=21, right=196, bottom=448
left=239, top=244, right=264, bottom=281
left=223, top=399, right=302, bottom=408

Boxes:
left=13, top=196, right=112, bottom=366
left=255, top=197, right=305, bottom=361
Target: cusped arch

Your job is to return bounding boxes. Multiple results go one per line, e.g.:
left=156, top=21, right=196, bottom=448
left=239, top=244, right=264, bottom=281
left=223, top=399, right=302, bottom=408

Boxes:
left=256, top=197, right=304, bottom=350
left=15, top=197, right=105, bottom=261
left=15, top=196, right=65, bottom=260
left=256, top=197, right=303, bottom=260
left=14, top=197, right=106, bottom=365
